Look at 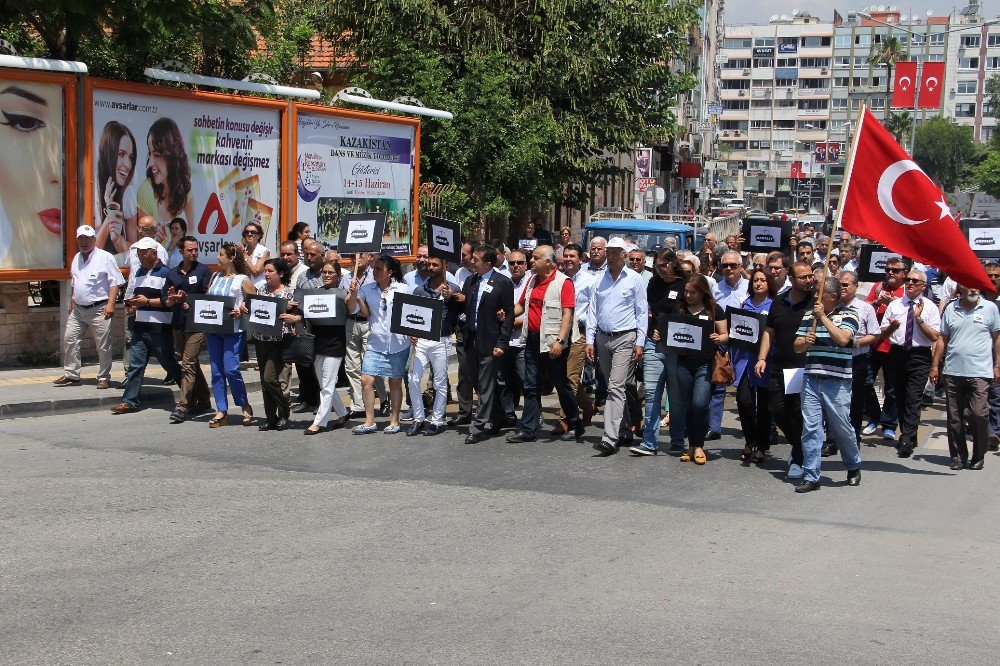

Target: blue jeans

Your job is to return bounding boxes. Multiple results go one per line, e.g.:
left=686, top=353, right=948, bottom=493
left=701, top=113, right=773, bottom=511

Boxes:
left=207, top=332, right=249, bottom=413
left=521, top=334, right=577, bottom=438
left=708, top=382, right=726, bottom=433
left=121, top=328, right=181, bottom=408
left=641, top=340, right=668, bottom=450
left=666, top=354, right=712, bottom=449
left=988, top=381, right=1000, bottom=438
left=801, top=374, right=862, bottom=483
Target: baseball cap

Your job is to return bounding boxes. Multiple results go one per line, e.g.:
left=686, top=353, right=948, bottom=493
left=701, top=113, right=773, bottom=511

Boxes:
left=606, top=237, right=629, bottom=251
left=133, top=237, right=160, bottom=251
left=76, top=225, right=96, bottom=237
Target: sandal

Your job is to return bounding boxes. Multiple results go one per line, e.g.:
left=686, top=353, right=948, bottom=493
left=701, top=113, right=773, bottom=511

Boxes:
left=242, top=407, right=254, bottom=426
left=740, top=444, right=753, bottom=461
left=680, top=450, right=692, bottom=462
left=693, top=448, right=707, bottom=465
left=208, top=413, right=228, bottom=428
left=660, top=414, right=670, bottom=428
left=754, top=450, right=767, bottom=464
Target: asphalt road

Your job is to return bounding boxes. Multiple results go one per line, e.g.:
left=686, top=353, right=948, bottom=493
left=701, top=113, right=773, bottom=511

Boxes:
left=1, top=402, right=998, bottom=664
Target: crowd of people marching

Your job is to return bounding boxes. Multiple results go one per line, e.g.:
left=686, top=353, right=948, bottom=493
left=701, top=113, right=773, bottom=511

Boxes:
left=56, top=215, right=1000, bottom=492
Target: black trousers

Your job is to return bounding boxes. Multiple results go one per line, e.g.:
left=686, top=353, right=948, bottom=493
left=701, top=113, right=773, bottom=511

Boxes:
left=889, top=344, right=932, bottom=449
left=769, top=371, right=803, bottom=465
left=296, top=357, right=320, bottom=406
left=467, top=335, right=504, bottom=435
left=864, top=349, right=897, bottom=428
left=499, top=344, right=525, bottom=423
left=850, top=352, right=870, bottom=441
left=455, top=327, right=475, bottom=417
left=736, top=373, right=771, bottom=452
left=255, top=340, right=290, bottom=425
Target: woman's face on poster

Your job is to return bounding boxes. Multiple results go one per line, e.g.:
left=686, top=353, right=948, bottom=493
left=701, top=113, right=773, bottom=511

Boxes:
left=146, top=134, right=167, bottom=186
left=0, top=82, right=63, bottom=268
left=114, top=133, right=135, bottom=188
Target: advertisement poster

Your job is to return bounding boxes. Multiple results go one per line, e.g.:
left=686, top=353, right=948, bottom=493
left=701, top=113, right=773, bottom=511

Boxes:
left=91, top=85, right=282, bottom=266
left=296, top=111, right=416, bottom=257
left=0, top=77, right=67, bottom=271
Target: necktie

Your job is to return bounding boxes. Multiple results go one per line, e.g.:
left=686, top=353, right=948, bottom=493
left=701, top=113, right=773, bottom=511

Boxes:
left=471, top=275, right=481, bottom=330
left=903, top=300, right=915, bottom=349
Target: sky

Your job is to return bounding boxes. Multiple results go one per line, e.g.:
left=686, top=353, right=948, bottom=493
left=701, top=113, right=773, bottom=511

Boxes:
left=725, top=1, right=963, bottom=25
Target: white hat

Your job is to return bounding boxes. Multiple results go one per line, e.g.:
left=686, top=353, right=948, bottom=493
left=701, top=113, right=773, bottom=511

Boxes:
left=606, top=237, right=629, bottom=251
left=133, top=237, right=160, bottom=251
left=76, top=225, right=96, bottom=237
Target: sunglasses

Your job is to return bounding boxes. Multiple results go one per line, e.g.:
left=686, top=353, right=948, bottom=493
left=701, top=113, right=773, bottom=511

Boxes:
left=904, top=278, right=925, bottom=284
left=320, top=271, right=338, bottom=276
left=888, top=267, right=906, bottom=274
left=721, top=262, right=740, bottom=269
left=243, top=230, right=258, bottom=237
left=839, top=282, right=852, bottom=288
left=510, top=260, right=527, bottom=265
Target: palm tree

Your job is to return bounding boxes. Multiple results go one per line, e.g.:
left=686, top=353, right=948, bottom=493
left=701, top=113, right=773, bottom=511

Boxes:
left=884, top=110, right=912, bottom=147
left=872, top=35, right=908, bottom=114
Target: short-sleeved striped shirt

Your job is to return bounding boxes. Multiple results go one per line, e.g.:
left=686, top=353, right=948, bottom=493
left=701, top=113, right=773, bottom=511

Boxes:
left=795, top=305, right=859, bottom=379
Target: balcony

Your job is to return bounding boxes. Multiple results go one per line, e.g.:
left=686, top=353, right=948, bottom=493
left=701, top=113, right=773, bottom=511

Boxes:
left=751, top=87, right=771, bottom=98
left=798, top=66, right=831, bottom=78
left=720, top=69, right=750, bottom=79
left=798, top=88, right=831, bottom=98
left=720, top=88, right=750, bottom=99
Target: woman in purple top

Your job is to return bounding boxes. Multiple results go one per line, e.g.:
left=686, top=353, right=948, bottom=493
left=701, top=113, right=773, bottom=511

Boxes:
left=732, top=268, right=774, bottom=464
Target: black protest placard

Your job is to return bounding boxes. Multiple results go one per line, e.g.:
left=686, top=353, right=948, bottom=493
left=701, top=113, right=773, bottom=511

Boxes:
left=960, top=218, right=1000, bottom=259
left=425, top=216, right=462, bottom=264
left=656, top=313, right=715, bottom=359
left=242, top=294, right=287, bottom=337
left=185, top=294, right=236, bottom=334
left=337, top=212, right=386, bottom=254
left=741, top=216, right=792, bottom=253
left=727, top=308, right=767, bottom=352
left=389, top=292, right=443, bottom=341
left=297, top=288, right=347, bottom=326
left=857, top=243, right=912, bottom=283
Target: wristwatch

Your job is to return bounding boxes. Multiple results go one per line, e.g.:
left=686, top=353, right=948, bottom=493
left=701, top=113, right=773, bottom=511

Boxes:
left=556, top=337, right=568, bottom=346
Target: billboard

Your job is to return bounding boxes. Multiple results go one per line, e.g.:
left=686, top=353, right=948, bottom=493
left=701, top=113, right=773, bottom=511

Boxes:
left=295, top=108, right=419, bottom=257
left=0, top=71, right=76, bottom=276
left=87, top=80, right=284, bottom=266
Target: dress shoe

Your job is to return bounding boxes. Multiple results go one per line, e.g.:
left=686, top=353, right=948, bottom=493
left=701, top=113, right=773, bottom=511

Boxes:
left=465, top=433, right=483, bottom=445
left=794, top=480, right=821, bottom=493
left=423, top=423, right=444, bottom=436
left=275, top=418, right=289, bottom=431
left=169, top=409, right=188, bottom=424
left=704, top=430, right=721, bottom=441
left=52, top=376, right=80, bottom=386
left=304, top=425, right=324, bottom=435
left=407, top=421, right=425, bottom=436
left=561, top=429, right=583, bottom=443
left=259, top=422, right=275, bottom=431
left=550, top=420, right=569, bottom=437
left=592, top=441, right=618, bottom=456
left=96, top=379, right=112, bottom=390
left=847, top=469, right=861, bottom=486
left=507, top=433, right=536, bottom=443
left=896, top=443, right=913, bottom=458
left=162, top=376, right=176, bottom=386
left=292, top=403, right=316, bottom=414
left=111, top=402, right=137, bottom=415
left=448, top=414, right=472, bottom=426
left=190, top=403, right=214, bottom=416
left=400, top=409, right=414, bottom=422
left=821, top=444, right=838, bottom=457
left=990, top=435, right=1000, bottom=452
left=950, top=456, right=965, bottom=471
left=377, top=402, right=391, bottom=417
left=970, top=459, right=984, bottom=470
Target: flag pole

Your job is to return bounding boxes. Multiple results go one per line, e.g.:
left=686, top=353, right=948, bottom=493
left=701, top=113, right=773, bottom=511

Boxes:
left=810, top=105, right=868, bottom=334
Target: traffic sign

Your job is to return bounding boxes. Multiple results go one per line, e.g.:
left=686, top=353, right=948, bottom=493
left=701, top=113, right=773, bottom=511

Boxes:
left=696, top=121, right=712, bottom=132
left=635, top=177, right=656, bottom=191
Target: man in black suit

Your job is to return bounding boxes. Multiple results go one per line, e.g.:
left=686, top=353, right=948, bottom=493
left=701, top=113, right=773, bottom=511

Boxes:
left=460, top=245, right=515, bottom=444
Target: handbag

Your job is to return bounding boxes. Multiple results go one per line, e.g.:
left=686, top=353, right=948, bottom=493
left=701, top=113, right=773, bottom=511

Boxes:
left=711, top=349, right=735, bottom=385
left=282, top=327, right=315, bottom=366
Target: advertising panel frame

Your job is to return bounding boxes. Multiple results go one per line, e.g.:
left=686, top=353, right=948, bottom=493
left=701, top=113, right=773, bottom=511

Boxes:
left=0, top=68, right=78, bottom=282
left=290, top=102, right=421, bottom=263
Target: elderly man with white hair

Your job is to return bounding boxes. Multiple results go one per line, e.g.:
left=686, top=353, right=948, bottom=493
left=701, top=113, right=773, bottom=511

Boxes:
left=879, top=268, right=941, bottom=458
left=585, top=236, right=608, bottom=275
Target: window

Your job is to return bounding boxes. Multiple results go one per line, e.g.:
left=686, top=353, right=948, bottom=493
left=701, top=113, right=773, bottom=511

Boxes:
left=798, top=99, right=828, bottom=110
left=955, top=103, right=976, bottom=118
left=774, top=120, right=795, bottom=129
left=775, top=99, right=797, bottom=108
left=774, top=78, right=797, bottom=87
left=834, top=76, right=849, bottom=87
left=834, top=56, right=850, bottom=68
left=855, top=34, right=871, bottom=47
left=801, top=36, right=831, bottom=47
left=800, top=78, right=830, bottom=91
left=831, top=119, right=848, bottom=131
left=721, top=79, right=750, bottom=89
left=724, top=38, right=752, bottom=48
left=873, top=32, right=887, bottom=45
left=851, top=98, right=862, bottom=110
left=832, top=98, right=848, bottom=109
left=911, top=34, right=925, bottom=45
left=871, top=76, right=885, bottom=88
left=773, top=140, right=795, bottom=150
left=779, top=38, right=797, bottom=50
left=988, top=57, right=1000, bottom=70
left=927, top=54, right=945, bottom=62
left=852, top=76, right=868, bottom=87
left=720, top=120, right=748, bottom=130
left=750, top=120, right=772, bottom=129
left=929, top=33, right=944, bottom=45
left=800, top=57, right=830, bottom=68
left=959, top=57, right=980, bottom=70
left=797, top=120, right=827, bottom=130
left=732, top=141, right=748, bottom=150
left=853, top=56, right=870, bottom=67
left=723, top=58, right=751, bottom=69
left=748, top=141, right=760, bottom=150
left=962, top=35, right=981, bottom=48
left=957, top=80, right=978, bottom=95
left=753, top=58, right=774, bottom=68
left=870, top=97, right=886, bottom=110
left=835, top=34, right=851, bottom=47
left=723, top=100, right=749, bottom=110
left=754, top=38, right=775, bottom=46
left=776, top=58, right=797, bottom=67
left=751, top=99, right=775, bottom=107
left=988, top=34, right=1000, bottom=47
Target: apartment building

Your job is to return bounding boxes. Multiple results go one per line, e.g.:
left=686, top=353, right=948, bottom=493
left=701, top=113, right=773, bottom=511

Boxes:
left=943, top=1, right=998, bottom=144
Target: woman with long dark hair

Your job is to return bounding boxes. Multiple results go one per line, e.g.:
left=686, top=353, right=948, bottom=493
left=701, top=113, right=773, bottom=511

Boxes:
left=732, top=268, right=774, bottom=464
left=658, top=275, right=729, bottom=464
left=95, top=120, right=137, bottom=254
left=287, top=222, right=311, bottom=259
left=137, top=117, right=193, bottom=238
left=242, top=221, right=270, bottom=290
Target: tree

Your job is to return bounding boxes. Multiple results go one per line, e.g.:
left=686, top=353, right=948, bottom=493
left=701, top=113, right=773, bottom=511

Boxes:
left=913, top=116, right=977, bottom=191
left=972, top=152, right=1000, bottom=200
left=871, top=34, right=907, bottom=104
left=987, top=74, right=1000, bottom=151
left=884, top=110, right=912, bottom=146
left=320, top=0, right=701, bottom=235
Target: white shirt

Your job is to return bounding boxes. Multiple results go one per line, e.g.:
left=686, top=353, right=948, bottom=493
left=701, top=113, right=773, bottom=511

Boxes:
left=495, top=260, right=511, bottom=279
left=716, top=276, right=749, bottom=313
left=881, top=294, right=941, bottom=348
left=472, top=269, right=495, bottom=329
left=569, top=269, right=595, bottom=331
left=248, top=244, right=270, bottom=289
left=456, top=266, right=474, bottom=286
left=124, top=239, right=168, bottom=298
left=288, top=261, right=309, bottom=290
left=71, top=247, right=125, bottom=306
left=848, top=297, right=881, bottom=356
left=404, top=269, right=457, bottom=288
left=508, top=274, right=532, bottom=348
left=585, top=265, right=649, bottom=347
left=357, top=280, right=411, bottom=354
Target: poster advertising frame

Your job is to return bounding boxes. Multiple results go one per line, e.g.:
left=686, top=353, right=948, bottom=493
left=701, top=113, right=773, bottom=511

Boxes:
left=82, top=78, right=291, bottom=273
left=0, top=68, right=78, bottom=282
left=959, top=218, right=1000, bottom=259
left=291, top=102, right=420, bottom=263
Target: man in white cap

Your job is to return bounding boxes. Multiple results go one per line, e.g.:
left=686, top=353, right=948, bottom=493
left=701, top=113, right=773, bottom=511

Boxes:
left=586, top=236, right=649, bottom=455
left=54, top=225, right=124, bottom=389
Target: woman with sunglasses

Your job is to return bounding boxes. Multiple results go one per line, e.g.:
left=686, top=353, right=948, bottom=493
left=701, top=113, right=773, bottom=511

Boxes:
left=206, top=243, right=256, bottom=427
left=242, top=222, right=270, bottom=290
left=630, top=248, right=685, bottom=456
left=732, top=268, right=774, bottom=464
left=305, top=259, right=357, bottom=435
left=348, top=255, right=412, bottom=434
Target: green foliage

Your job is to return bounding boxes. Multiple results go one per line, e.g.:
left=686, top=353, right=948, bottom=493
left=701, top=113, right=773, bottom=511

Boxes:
left=913, top=116, right=977, bottom=191
left=870, top=35, right=907, bottom=97
left=883, top=110, right=911, bottom=146
left=972, top=151, right=1000, bottom=200
left=320, top=0, right=701, bottom=234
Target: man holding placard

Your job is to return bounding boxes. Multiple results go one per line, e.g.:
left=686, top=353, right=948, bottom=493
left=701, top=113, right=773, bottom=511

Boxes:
left=111, top=238, right=182, bottom=415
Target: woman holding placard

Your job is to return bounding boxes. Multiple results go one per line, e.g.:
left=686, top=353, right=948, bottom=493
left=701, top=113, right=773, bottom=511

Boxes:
left=732, top=268, right=774, bottom=464
left=349, top=255, right=412, bottom=435
left=243, top=221, right=271, bottom=290
left=206, top=242, right=256, bottom=428
left=657, top=275, right=729, bottom=465
left=304, top=259, right=356, bottom=435
left=246, top=258, right=300, bottom=431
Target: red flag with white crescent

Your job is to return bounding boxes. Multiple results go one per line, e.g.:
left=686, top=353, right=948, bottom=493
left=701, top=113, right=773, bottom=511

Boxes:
left=918, top=62, right=945, bottom=109
left=840, top=107, right=992, bottom=292
left=892, top=60, right=916, bottom=108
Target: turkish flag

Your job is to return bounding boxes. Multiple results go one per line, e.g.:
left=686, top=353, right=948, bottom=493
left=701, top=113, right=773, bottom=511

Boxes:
left=790, top=161, right=803, bottom=179
left=841, top=108, right=993, bottom=292
left=918, top=62, right=945, bottom=109
left=892, top=61, right=917, bottom=108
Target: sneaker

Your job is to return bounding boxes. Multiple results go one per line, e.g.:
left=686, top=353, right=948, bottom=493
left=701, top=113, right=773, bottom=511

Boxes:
left=786, top=463, right=804, bottom=480
left=862, top=422, right=878, bottom=436
left=628, top=445, right=658, bottom=456
left=400, top=409, right=414, bottom=422
left=794, top=480, right=821, bottom=493
left=847, top=469, right=861, bottom=486
left=351, top=424, right=377, bottom=435
left=382, top=424, right=401, bottom=434
left=883, top=428, right=897, bottom=441
left=169, top=409, right=188, bottom=424
left=704, top=430, right=722, bottom=441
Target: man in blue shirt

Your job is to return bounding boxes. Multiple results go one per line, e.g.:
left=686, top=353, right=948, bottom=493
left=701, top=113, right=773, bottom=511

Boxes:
left=111, top=238, right=182, bottom=415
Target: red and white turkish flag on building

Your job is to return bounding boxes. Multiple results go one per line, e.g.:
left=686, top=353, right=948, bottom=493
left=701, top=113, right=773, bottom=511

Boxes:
left=840, top=108, right=993, bottom=292
left=918, top=62, right=945, bottom=109
left=892, top=61, right=917, bottom=108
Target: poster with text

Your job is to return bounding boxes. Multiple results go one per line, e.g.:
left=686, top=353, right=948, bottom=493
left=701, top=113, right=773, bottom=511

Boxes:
left=0, top=77, right=67, bottom=271
left=296, top=111, right=416, bottom=257
left=91, top=85, right=282, bottom=267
